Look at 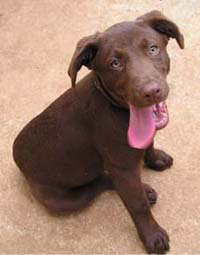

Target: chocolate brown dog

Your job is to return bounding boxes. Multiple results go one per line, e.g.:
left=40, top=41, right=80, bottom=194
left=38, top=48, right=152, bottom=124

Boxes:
left=13, top=11, right=184, bottom=254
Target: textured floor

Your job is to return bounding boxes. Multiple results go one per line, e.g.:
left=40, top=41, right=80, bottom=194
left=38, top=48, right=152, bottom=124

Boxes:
left=0, top=0, right=200, bottom=254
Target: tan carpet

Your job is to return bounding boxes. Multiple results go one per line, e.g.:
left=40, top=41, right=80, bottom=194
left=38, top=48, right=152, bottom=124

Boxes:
left=0, top=0, right=200, bottom=253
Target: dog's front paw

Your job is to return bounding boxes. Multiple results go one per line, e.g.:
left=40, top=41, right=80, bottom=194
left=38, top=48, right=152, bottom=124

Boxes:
left=143, top=226, right=170, bottom=254
left=145, top=149, right=173, bottom=171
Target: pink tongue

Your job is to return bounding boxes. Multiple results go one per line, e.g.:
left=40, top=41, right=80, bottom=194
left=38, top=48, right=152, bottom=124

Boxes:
left=128, top=104, right=156, bottom=149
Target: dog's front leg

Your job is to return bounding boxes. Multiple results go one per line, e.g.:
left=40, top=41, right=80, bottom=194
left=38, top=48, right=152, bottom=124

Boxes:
left=144, top=142, right=173, bottom=171
left=108, top=157, right=169, bottom=254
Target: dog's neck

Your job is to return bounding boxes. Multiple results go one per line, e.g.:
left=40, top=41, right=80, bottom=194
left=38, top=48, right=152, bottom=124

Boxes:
left=93, top=74, right=128, bottom=110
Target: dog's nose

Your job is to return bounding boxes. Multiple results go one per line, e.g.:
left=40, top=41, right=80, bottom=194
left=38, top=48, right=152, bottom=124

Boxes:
left=141, top=82, right=162, bottom=103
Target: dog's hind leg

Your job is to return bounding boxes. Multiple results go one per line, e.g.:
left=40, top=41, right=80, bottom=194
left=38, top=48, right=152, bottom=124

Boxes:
left=30, top=175, right=113, bottom=213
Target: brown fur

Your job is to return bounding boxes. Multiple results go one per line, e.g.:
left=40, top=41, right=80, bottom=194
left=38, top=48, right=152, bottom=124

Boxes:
left=13, top=11, right=184, bottom=254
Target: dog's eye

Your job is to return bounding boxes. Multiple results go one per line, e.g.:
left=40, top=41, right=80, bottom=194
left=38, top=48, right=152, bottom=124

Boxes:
left=148, top=45, right=159, bottom=56
left=110, top=58, right=121, bottom=69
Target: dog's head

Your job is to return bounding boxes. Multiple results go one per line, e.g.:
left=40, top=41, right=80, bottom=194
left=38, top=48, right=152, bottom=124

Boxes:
left=68, top=11, right=184, bottom=149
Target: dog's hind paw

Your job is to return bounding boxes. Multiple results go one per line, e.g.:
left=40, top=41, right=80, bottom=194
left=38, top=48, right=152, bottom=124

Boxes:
left=143, top=183, right=157, bottom=205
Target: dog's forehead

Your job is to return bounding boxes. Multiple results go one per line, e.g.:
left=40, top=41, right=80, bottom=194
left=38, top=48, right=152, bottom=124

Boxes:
left=100, top=21, right=164, bottom=51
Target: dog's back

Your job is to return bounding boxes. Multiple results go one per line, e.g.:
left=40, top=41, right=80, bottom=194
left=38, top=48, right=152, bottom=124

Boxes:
left=13, top=73, right=104, bottom=187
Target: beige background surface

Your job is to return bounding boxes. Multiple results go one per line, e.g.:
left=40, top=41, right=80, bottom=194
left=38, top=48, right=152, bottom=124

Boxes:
left=0, top=0, right=200, bottom=254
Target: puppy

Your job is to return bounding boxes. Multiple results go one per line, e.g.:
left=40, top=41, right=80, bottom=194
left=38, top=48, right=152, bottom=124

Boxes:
left=13, top=11, right=184, bottom=254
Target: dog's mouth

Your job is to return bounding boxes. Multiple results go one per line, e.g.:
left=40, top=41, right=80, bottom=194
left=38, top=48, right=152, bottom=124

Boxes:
left=152, top=101, right=169, bottom=130
left=128, top=101, right=169, bottom=149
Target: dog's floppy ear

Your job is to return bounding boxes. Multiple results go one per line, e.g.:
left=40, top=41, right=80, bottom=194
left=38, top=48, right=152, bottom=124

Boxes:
left=136, top=10, right=184, bottom=49
left=68, top=32, right=100, bottom=87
